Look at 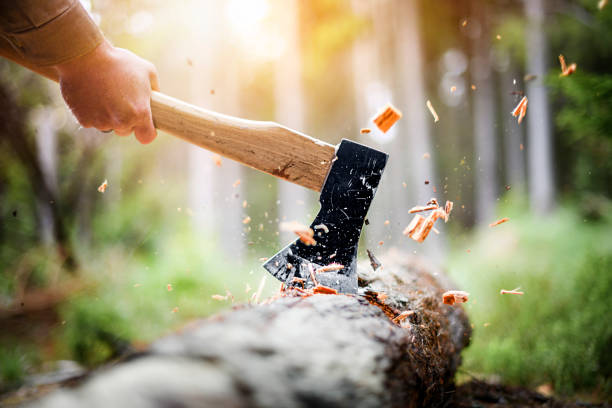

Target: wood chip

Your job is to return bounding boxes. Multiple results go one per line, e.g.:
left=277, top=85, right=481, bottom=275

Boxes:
left=444, top=200, right=454, bottom=219
left=242, top=216, right=251, bottom=224
left=253, top=275, right=266, bottom=304
left=442, top=290, right=469, bottom=305
left=410, top=213, right=435, bottom=243
left=313, top=285, right=338, bottom=295
left=372, top=103, right=402, bottom=133
left=280, top=221, right=316, bottom=245
left=97, top=179, right=108, bottom=193
left=360, top=128, right=371, bottom=134
left=511, top=96, right=528, bottom=124
left=403, top=214, right=425, bottom=236
left=167, top=284, right=173, bottom=291
left=489, top=217, right=509, bottom=227
left=392, top=310, right=415, bottom=324
left=212, top=154, right=222, bottom=166
left=316, top=263, right=345, bottom=273
left=500, top=288, right=524, bottom=295
left=524, top=74, right=537, bottom=82
left=558, top=54, right=577, bottom=77
left=171, top=307, right=179, bottom=313
left=408, top=204, right=438, bottom=214
left=212, top=294, right=227, bottom=301
left=232, top=179, right=241, bottom=188
left=426, top=100, right=439, bottom=122
left=366, top=249, right=382, bottom=271
left=450, top=86, right=457, bottom=93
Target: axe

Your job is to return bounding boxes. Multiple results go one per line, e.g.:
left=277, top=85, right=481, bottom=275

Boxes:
left=151, top=93, right=388, bottom=294
left=8, top=57, right=388, bottom=294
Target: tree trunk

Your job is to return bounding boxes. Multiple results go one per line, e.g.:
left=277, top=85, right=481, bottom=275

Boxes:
left=470, top=0, right=498, bottom=225
left=524, top=0, right=555, bottom=213
left=33, top=108, right=59, bottom=246
left=31, top=250, right=471, bottom=408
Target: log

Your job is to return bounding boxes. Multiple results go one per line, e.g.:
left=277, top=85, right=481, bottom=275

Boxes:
left=29, top=250, right=471, bottom=408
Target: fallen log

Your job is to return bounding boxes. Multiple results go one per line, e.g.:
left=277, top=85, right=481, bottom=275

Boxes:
left=29, top=250, right=471, bottom=408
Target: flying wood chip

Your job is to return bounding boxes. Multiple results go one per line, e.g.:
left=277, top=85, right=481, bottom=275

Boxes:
left=97, top=179, right=108, bottom=193
left=489, top=217, right=509, bottom=227
left=426, top=100, right=439, bottom=123
left=558, top=54, right=577, bottom=77
left=372, top=103, right=402, bottom=133
left=500, top=288, right=524, bottom=295
left=366, top=249, right=382, bottom=271
left=442, top=290, right=469, bottom=305
left=511, top=96, right=528, bottom=124
left=315, top=263, right=345, bottom=274
left=404, top=199, right=454, bottom=242
left=280, top=221, right=316, bottom=246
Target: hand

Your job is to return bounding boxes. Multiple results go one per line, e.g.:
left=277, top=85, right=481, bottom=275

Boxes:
left=55, top=40, right=159, bottom=144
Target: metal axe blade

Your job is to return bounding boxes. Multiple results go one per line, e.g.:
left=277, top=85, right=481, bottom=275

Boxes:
left=263, top=139, right=388, bottom=294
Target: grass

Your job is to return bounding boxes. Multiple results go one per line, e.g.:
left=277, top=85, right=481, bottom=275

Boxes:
left=448, top=199, right=612, bottom=397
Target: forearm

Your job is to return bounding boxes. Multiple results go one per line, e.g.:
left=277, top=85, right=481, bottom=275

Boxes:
left=0, top=0, right=104, bottom=67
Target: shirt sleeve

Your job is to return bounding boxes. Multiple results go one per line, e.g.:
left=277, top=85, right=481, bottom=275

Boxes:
left=0, top=0, right=104, bottom=67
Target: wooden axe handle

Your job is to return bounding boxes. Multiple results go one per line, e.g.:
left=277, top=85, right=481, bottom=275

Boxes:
left=3, top=51, right=336, bottom=192
left=150, top=92, right=335, bottom=192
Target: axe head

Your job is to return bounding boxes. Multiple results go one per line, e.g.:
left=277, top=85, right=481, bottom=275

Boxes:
left=263, top=139, right=388, bottom=294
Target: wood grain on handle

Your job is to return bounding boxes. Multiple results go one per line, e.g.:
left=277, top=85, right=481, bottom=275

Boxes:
left=151, top=92, right=336, bottom=192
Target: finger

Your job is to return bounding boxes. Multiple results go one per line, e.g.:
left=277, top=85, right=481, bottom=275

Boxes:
left=133, top=109, right=156, bottom=144
left=114, top=128, right=132, bottom=137
left=149, top=67, right=160, bottom=92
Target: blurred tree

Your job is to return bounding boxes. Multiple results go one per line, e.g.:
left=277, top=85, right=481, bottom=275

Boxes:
left=524, top=0, right=556, bottom=213
left=0, top=69, right=76, bottom=271
left=470, top=0, right=499, bottom=224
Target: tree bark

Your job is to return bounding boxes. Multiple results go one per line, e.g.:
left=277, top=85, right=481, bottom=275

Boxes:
left=31, top=250, right=471, bottom=408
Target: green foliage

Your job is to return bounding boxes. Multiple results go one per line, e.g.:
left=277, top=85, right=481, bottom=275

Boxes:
left=0, top=348, right=25, bottom=390
left=60, top=297, right=132, bottom=367
left=549, top=73, right=612, bottom=195
left=0, top=345, right=38, bottom=392
left=449, top=202, right=612, bottom=397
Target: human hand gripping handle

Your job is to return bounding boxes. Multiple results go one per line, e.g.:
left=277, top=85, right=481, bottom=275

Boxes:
left=54, top=40, right=159, bottom=144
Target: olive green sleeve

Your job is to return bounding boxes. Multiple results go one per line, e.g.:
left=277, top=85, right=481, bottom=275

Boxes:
left=0, top=0, right=104, bottom=67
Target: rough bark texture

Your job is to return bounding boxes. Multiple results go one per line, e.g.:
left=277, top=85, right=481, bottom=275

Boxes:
left=29, top=250, right=471, bottom=408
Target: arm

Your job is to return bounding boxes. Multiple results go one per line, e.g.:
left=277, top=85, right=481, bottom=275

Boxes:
left=0, top=0, right=159, bottom=143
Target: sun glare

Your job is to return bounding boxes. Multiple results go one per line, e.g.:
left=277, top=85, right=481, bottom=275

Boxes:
left=226, top=0, right=269, bottom=37
left=225, top=0, right=286, bottom=60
